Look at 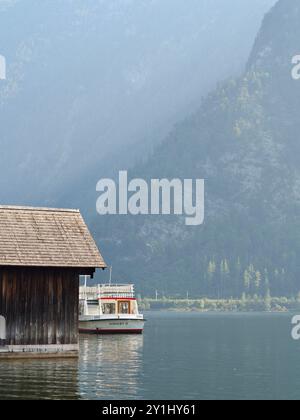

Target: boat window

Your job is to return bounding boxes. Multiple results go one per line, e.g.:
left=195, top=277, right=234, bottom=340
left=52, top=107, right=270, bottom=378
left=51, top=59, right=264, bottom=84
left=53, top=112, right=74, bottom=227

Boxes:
left=102, top=303, right=116, bottom=315
left=118, top=301, right=130, bottom=314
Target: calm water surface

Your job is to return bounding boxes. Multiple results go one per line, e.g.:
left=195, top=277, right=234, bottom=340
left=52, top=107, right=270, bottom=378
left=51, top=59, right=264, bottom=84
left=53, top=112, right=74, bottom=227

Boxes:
left=0, top=312, right=300, bottom=400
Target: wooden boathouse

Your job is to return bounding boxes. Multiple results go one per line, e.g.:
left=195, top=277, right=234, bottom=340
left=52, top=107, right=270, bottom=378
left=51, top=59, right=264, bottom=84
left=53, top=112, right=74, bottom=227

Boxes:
left=0, top=206, right=106, bottom=357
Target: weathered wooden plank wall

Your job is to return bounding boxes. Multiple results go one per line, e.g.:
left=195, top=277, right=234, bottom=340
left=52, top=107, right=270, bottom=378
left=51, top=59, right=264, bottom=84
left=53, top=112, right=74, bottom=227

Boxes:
left=0, top=267, right=79, bottom=346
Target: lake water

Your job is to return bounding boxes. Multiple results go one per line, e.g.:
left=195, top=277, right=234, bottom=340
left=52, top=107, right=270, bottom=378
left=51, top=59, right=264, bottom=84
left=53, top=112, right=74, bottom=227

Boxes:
left=0, top=312, right=300, bottom=400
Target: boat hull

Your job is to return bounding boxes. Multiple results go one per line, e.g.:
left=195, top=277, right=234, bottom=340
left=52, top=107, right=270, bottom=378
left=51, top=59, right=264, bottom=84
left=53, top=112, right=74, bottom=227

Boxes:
left=79, top=318, right=144, bottom=334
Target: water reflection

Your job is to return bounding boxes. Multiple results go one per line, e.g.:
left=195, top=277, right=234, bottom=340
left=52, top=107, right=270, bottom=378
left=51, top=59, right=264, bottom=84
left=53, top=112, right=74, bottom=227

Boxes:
left=79, top=334, right=144, bottom=400
left=0, top=358, right=79, bottom=400
left=0, top=334, right=144, bottom=400
left=1, top=314, right=299, bottom=400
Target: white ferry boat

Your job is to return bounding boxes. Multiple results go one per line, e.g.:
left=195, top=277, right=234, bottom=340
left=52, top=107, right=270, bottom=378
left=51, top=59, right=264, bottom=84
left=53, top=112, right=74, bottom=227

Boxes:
left=79, top=282, right=145, bottom=334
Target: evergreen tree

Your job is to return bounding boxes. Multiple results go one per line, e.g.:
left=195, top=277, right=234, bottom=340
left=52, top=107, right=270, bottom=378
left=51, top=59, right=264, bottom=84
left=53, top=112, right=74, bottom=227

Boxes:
left=220, top=259, right=230, bottom=298
left=235, top=257, right=242, bottom=296
left=264, top=288, right=272, bottom=312
left=207, top=260, right=216, bottom=297
left=244, top=269, right=251, bottom=294
left=255, top=271, right=262, bottom=294
left=248, top=264, right=256, bottom=296
left=208, top=260, right=216, bottom=277
left=264, top=269, right=270, bottom=291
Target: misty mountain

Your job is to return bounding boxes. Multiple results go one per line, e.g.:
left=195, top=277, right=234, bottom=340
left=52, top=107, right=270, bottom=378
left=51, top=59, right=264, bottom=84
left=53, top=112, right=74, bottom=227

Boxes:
left=90, top=0, right=300, bottom=298
left=0, top=0, right=275, bottom=206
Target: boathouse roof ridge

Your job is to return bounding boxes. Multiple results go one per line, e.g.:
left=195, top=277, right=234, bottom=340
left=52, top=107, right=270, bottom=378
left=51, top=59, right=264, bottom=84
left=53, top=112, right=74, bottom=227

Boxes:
left=0, top=205, right=80, bottom=213
left=0, top=205, right=106, bottom=269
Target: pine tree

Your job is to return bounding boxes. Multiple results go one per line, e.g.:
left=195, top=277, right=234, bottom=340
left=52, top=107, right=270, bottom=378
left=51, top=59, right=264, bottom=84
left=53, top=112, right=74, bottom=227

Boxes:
left=274, top=269, right=280, bottom=296
left=264, top=288, right=272, bottom=312
left=235, top=257, right=242, bottom=296
left=248, top=264, right=256, bottom=295
left=244, top=269, right=251, bottom=294
left=280, top=268, right=286, bottom=296
left=263, top=269, right=270, bottom=294
left=208, top=260, right=216, bottom=277
left=207, top=260, right=216, bottom=297
left=220, top=259, right=230, bottom=298
left=223, top=259, right=230, bottom=276
left=255, top=271, right=262, bottom=293
left=224, top=259, right=231, bottom=297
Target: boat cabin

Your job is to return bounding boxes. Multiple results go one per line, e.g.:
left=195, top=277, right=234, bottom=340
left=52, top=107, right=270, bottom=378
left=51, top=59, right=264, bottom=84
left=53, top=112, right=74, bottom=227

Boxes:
left=79, top=284, right=140, bottom=317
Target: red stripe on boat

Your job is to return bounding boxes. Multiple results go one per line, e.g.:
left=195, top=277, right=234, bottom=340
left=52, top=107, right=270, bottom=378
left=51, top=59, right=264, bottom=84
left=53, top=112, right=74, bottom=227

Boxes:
left=98, top=297, right=137, bottom=301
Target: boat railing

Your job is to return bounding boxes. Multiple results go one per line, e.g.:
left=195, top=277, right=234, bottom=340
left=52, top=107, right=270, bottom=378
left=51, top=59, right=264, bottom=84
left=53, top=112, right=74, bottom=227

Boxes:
left=79, top=284, right=135, bottom=300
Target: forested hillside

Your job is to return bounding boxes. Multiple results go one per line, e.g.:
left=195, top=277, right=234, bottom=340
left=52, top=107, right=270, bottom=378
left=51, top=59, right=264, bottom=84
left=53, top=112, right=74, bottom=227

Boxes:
left=91, top=0, right=300, bottom=299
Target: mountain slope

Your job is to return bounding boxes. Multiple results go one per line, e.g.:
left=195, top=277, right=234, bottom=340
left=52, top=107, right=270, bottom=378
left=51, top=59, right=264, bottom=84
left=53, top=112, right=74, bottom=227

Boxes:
left=91, top=0, right=300, bottom=298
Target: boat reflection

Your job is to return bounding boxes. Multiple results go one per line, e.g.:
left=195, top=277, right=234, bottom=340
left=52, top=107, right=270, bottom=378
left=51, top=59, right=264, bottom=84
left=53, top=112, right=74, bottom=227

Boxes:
left=79, top=334, right=144, bottom=400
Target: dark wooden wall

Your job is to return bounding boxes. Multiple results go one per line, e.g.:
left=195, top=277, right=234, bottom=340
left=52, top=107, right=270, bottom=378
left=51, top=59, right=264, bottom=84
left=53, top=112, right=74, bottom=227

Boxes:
left=0, top=267, right=80, bottom=346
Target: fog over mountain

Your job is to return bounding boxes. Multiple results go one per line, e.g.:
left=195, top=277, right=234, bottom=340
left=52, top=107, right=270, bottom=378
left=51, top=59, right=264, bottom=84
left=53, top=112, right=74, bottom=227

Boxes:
left=89, top=0, right=300, bottom=297
left=0, top=0, right=275, bottom=206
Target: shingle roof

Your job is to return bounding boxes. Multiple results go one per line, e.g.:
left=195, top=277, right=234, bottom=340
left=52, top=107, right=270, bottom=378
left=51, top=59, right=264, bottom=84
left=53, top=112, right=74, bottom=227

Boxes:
left=0, top=206, right=107, bottom=268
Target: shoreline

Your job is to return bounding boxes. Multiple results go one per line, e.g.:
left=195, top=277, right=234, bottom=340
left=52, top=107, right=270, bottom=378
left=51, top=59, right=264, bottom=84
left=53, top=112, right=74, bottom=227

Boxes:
left=139, top=297, right=300, bottom=313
